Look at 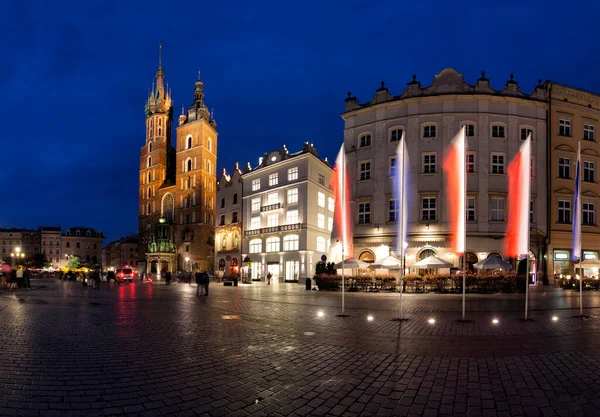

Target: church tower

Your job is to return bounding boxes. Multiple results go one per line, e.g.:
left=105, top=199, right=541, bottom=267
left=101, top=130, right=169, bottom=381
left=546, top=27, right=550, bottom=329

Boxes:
left=138, top=44, right=174, bottom=270
left=174, top=72, right=218, bottom=272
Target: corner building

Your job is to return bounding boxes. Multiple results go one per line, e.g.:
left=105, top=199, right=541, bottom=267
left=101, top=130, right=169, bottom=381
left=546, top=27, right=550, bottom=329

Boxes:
left=342, top=69, right=548, bottom=273
left=138, top=49, right=217, bottom=276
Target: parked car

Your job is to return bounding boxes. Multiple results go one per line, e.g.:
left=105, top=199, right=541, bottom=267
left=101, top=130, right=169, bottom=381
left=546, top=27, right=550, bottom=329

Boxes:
left=116, top=267, right=135, bottom=283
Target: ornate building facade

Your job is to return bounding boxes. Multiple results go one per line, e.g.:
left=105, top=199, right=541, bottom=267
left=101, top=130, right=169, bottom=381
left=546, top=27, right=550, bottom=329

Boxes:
left=138, top=47, right=217, bottom=276
left=342, top=68, right=548, bottom=275
left=215, top=164, right=243, bottom=278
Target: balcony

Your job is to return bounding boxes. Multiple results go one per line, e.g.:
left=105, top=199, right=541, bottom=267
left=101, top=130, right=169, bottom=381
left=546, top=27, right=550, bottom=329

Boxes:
left=260, top=202, right=282, bottom=212
left=244, top=222, right=304, bottom=236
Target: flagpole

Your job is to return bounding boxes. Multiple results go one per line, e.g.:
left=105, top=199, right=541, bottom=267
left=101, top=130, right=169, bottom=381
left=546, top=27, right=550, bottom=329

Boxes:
left=399, top=136, right=405, bottom=320
left=524, top=137, right=531, bottom=321
left=578, top=142, right=583, bottom=316
left=341, top=145, right=345, bottom=317
left=462, top=129, right=467, bottom=321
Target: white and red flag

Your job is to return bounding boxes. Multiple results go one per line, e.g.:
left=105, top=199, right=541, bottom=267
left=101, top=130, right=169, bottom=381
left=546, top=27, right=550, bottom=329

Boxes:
left=330, top=144, right=353, bottom=259
left=505, top=135, right=532, bottom=257
left=442, top=127, right=466, bottom=255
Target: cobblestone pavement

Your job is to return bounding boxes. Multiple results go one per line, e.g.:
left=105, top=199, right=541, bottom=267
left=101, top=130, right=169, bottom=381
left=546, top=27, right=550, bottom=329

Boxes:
left=1, top=279, right=600, bottom=416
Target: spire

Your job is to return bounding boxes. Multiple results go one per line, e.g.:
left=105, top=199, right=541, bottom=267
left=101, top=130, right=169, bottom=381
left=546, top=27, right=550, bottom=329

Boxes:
left=155, top=42, right=165, bottom=99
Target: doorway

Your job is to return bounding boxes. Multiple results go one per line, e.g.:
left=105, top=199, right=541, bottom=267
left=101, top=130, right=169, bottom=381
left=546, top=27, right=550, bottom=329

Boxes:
left=267, top=263, right=280, bottom=283
left=285, top=261, right=299, bottom=282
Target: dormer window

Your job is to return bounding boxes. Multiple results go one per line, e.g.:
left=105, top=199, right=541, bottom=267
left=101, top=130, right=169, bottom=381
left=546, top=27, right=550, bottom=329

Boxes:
left=491, top=124, right=505, bottom=138
left=66, top=230, right=70, bottom=236
left=86, top=231, right=91, bottom=237
left=423, top=124, right=437, bottom=138
left=359, top=134, right=372, bottom=147
left=76, top=230, right=80, bottom=236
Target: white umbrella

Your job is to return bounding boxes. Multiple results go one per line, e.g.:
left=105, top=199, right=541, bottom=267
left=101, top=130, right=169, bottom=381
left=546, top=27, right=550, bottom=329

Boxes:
left=579, top=258, right=600, bottom=267
left=335, top=258, right=369, bottom=269
left=413, top=255, right=453, bottom=269
left=367, top=255, right=403, bottom=269
left=473, top=256, right=512, bottom=270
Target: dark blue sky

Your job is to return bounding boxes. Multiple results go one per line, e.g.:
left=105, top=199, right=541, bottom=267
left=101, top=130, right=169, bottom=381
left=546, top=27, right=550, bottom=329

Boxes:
left=2, top=0, right=599, bottom=244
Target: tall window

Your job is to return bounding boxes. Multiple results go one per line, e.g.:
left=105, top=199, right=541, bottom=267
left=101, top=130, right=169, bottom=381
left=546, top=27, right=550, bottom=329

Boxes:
left=148, top=142, right=153, bottom=153
left=422, top=197, right=436, bottom=220
left=249, top=239, right=262, bottom=253
left=186, top=136, right=192, bottom=149
left=388, top=199, right=399, bottom=222
left=207, top=138, right=212, bottom=152
left=233, top=193, right=238, bottom=205
left=317, top=213, right=325, bottom=229
left=219, top=215, right=225, bottom=226
left=559, top=119, right=571, bottom=136
left=358, top=203, right=371, bottom=224
left=328, top=197, right=334, bottom=212
left=583, top=203, right=595, bottom=225
left=466, top=153, right=475, bottom=173
left=530, top=200, right=535, bottom=224
left=287, top=210, right=298, bottom=224
left=251, top=217, right=260, bottom=230
left=464, top=123, right=475, bottom=137
left=221, top=198, right=225, bottom=208
left=328, top=217, right=333, bottom=231
left=187, top=159, right=192, bottom=172
left=558, top=157, right=570, bottom=179
left=521, top=128, right=533, bottom=140
left=147, top=156, right=152, bottom=168
left=491, top=124, right=505, bottom=138
left=360, top=134, right=372, bottom=147
left=389, top=156, right=397, bottom=177
left=584, top=161, right=595, bottom=183
left=318, top=192, right=325, bottom=207
left=251, top=198, right=260, bottom=212
left=467, top=197, right=476, bottom=221
left=422, top=153, right=436, bottom=174
left=359, top=161, right=371, bottom=181
left=491, top=153, right=505, bottom=174
left=287, top=188, right=298, bottom=204
left=491, top=197, right=505, bottom=221
left=252, top=179, right=260, bottom=191
left=558, top=200, right=571, bottom=223
left=283, top=235, right=299, bottom=251
left=423, top=124, right=436, bottom=138
left=267, top=192, right=278, bottom=205
left=267, top=214, right=278, bottom=227
left=288, top=167, right=298, bottom=181
left=390, top=128, right=403, bottom=141
left=584, top=124, right=595, bottom=141
left=232, top=212, right=238, bottom=223
left=221, top=235, right=227, bottom=249
left=266, top=237, right=280, bottom=252
left=162, top=193, right=174, bottom=222
left=269, top=173, right=278, bottom=186
left=318, top=173, right=325, bottom=185
left=316, top=237, right=326, bottom=252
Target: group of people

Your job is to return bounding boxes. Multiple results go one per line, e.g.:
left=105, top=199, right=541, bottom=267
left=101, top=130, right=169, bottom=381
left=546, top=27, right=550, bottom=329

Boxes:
left=195, top=271, right=211, bottom=296
left=0, top=267, right=32, bottom=289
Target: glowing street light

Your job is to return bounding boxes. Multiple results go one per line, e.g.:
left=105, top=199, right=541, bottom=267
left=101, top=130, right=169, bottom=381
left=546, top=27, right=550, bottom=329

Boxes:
left=317, top=311, right=324, bottom=318
left=552, top=316, right=558, bottom=322
left=367, top=315, right=374, bottom=322
left=428, top=318, right=436, bottom=324
left=492, top=318, right=499, bottom=325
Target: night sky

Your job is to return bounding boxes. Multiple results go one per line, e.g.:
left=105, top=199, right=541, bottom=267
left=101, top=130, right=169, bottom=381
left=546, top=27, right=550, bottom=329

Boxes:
left=3, top=0, right=599, bottom=244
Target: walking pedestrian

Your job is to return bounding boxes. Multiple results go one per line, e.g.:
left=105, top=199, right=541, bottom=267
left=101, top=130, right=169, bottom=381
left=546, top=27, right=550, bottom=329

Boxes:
left=267, top=271, right=272, bottom=285
left=203, top=271, right=210, bottom=296
left=16, top=268, right=24, bottom=289
left=165, top=271, right=172, bottom=285
left=106, top=271, right=115, bottom=290
left=195, top=271, right=203, bottom=297
left=93, top=271, right=101, bottom=290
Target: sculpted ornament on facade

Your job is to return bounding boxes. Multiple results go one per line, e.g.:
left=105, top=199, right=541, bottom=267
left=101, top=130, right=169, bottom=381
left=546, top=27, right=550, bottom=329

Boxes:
left=444, top=115, right=454, bottom=124
left=408, top=117, right=418, bottom=137
left=478, top=114, right=488, bottom=125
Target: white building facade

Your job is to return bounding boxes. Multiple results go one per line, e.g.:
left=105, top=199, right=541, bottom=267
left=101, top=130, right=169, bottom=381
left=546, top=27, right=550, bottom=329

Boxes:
left=342, top=68, right=548, bottom=273
left=241, top=143, right=334, bottom=282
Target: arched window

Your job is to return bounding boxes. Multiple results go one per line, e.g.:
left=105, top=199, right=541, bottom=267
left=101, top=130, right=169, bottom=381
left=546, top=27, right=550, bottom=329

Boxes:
left=218, top=259, right=226, bottom=271
left=488, top=252, right=504, bottom=260
left=148, top=156, right=152, bottom=168
left=147, top=203, right=151, bottom=214
left=149, top=142, right=153, bottom=153
left=158, top=128, right=162, bottom=136
left=358, top=250, right=375, bottom=263
left=76, top=230, right=80, bottom=236
left=86, top=230, right=91, bottom=237
left=459, top=252, right=479, bottom=272
left=206, top=160, right=212, bottom=175
left=147, top=187, right=151, bottom=199
left=186, top=135, right=192, bottom=149
left=283, top=234, right=299, bottom=251
left=208, top=137, right=212, bottom=152
left=147, top=171, right=151, bottom=183
left=418, top=248, right=437, bottom=260
left=159, top=119, right=162, bottom=126
left=186, top=176, right=191, bottom=189
left=162, top=193, right=174, bottom=222
left=150, top=120, right=153, bottom=128
left=186, top=159, right=192, bottom=172
left=249, top=239, right=262, bottom=254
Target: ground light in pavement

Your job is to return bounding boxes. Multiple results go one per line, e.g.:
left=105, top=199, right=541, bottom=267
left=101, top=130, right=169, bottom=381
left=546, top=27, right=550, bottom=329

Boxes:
left=552, top=315, right=559, bottom=321
left=428, top=318, right=436, bottom=324
left=317, top=310, right=324, bottom=317
left=367, top=315, right=374, bottom=321
left=492, top=318, right=499, bottom=324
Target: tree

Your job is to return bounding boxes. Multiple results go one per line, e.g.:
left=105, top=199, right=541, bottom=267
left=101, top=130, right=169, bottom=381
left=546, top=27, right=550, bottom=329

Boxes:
left=30, top=253, right=48, bottom=269
left=68, top=256, right=81, bottom=269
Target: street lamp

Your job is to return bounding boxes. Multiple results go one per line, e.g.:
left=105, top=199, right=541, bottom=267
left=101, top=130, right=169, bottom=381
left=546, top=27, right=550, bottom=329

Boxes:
left=10, top=247, right=25, bottom=266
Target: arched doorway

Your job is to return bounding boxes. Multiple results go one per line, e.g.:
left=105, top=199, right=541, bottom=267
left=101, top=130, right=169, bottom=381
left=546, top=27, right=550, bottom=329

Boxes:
left=358, top=250, right=375, bottom=264
left=160, top=260, right=169, bottom=274
left=218, top=259, right=226, bottom=271
left=487, top=252, right=504, bottom=260
left=230, top=258, right=239, bottom=275
left=150, top=260, right=157, bottom=273
left=459, top=252, right=478, bottom=272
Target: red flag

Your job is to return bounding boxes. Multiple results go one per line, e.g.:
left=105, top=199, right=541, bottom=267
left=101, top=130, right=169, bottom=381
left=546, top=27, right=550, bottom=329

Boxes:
left=442, top=127, right=466, bottom=255
left=330, top=145, right=353, bottom=259
left=505, top=136, right=531, bottom=257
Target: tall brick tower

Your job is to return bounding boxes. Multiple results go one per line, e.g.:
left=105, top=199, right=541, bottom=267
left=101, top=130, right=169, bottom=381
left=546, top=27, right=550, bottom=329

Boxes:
left=138, top=45, right=217, bottom=277
left=175, top=72, right=218, bottom=273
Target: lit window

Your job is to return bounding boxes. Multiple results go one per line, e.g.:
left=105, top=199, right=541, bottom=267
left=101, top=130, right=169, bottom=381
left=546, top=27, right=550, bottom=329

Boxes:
left=287, top=188, right=298, bottom=204
left=288, top=167, right=298, bottom=181
left=584, top=124, right=595, bottom=141
left=389, top=156, right=397, bottom=177
left=316, top=237, right=325, bottom=252
left=269, top=173, right=278, bottom=186
left=287, top=210, right=298, bottom=224
left=283, top=235, right=299, bottom=251
left=521, top=128, right=533, bottom=140
left=491, top=153, right=505, bottom=174
left=251, top=217, right=260, bottom=230
left=360, top=134, right=372, bottom=147
left=249, top=239, right=262, bottom=253
left=318, top=213, right=325, bottom=229
left=328, top=197, right=334, bottom=212
left=266, top=237, right=280, bottom=252
left=558, top=157, right=570, bottom=179
left=467, top=197, right=476, bottom=221
left=491, top=197, right=505, bottom=222
left=267, top=192, right=278, bottom=205
left=492, top=124, right=505, bottom=138
left=318, top=192, right=325, bottom=207
left=390, top=128, right=403, bottom=142
left=251, top=198, right=260, bottom=212
left=558, top=200, right=571, bottom=223
left=584, top=161, right=595, bottom=183
left=559, top=119, right=571, bottom=136
left=358, top=203, right=371, bottom=224
left=422, top=197, right=436, bottom=221
left=422, top=153, right=436, bottom=174
left=268, top=214, right=278, bottom=227
left=328, top=217, right=333, bottom=231
left=466, top=152, right=475, bottom=173
left=388, top=199, right=399, bottom=222
left=583, top=203, right=595, bottom=225
left=359, top=161, right=371, bottom=181
left=423, top=125, right=436, bottom=138
left=464, top=124, right=475, bottom=137
left=252, top=179, right=260, bottom=191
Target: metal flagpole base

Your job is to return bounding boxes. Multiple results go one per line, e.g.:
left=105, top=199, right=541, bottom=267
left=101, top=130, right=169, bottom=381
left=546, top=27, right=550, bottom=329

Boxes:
left=455, top=319, right=473, bottom=323
left=519, top=318, right=536, bottom=322
left=336, top=314, right=350, bottom=317
left=572, top=314, right=591, bottom=319
left=391, top=318, right=409, bottom=322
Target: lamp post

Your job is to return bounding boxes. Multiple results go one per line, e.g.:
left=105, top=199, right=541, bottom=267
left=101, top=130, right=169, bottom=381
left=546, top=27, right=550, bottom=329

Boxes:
left=10, top=247, right=25, bottom=267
